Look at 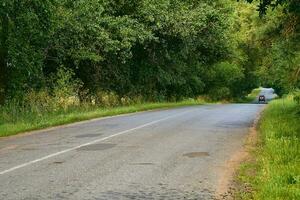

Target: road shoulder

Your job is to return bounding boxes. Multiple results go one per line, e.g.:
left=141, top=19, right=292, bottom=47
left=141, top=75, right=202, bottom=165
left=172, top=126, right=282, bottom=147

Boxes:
left=216, top=107, right=264, bottom=199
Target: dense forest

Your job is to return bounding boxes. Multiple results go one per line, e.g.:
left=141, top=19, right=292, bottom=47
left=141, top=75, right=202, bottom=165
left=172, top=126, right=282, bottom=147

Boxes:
left=0, top=0, right=299, bottom=105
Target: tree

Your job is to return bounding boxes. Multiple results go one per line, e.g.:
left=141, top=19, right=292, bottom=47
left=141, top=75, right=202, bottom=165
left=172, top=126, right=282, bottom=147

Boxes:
left=238, top=0, right=299, bottom=96
left=0, top=0, right=54, bottom=101
left=0, top=8, right=8, bottom=104
left=0, top=0, right=261, bottom=104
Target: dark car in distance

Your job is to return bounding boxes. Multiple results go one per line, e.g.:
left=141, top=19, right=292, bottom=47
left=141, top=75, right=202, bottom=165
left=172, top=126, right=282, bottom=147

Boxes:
left=258, top=95, right=266, bottom=103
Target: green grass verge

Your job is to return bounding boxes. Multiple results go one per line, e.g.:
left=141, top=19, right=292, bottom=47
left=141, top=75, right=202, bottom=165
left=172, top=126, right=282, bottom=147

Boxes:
left=0, top=100, right=206, bottom=137
left=237, top=98, right=300, bottom=199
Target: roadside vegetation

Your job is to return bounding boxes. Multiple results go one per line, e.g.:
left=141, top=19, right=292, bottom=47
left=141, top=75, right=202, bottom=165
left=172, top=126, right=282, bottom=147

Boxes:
left=233, top=1, right=300, bottom=199
left=0, top=97, right=209, bottom=137
left=235, top=88, right=262, bottom=103
left=0, top=1, right=299, bottom=198
left=236, top=97, right=300, bottom=199
left=0, top=0, right=263, bottom=136
left=0, top=1, right=298, bottom=138
left=0, top=0, right=258, bottom=105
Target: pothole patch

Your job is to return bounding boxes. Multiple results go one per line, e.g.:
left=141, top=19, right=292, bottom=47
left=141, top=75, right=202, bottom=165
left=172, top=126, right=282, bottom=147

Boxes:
left=53, top=161, right=64, bottom=164
left=183, top=152, right=209, bottom=158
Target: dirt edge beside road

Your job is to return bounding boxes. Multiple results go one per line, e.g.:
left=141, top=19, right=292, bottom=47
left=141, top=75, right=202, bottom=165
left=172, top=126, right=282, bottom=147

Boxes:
left=215, top=108, right=264, bottom=200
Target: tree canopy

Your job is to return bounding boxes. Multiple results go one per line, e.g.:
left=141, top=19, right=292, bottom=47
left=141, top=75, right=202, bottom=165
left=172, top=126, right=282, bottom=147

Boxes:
left=241, top=0, right=300, bottom=16
left=0, top=0, right=299, bottom=104
left=240, top=0, right=299, bottom=95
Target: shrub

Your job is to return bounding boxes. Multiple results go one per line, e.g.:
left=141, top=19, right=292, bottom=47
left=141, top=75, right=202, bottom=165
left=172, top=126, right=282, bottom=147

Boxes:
left=209, top=87, right=231, bottom=100
left=95, top=91, right=120, bottom=107
left=52, top=67, right=82, bottom=110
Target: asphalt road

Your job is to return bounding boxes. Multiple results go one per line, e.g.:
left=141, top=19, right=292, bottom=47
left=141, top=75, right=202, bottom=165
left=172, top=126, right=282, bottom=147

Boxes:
left=0, top=103, right=265, bottom=200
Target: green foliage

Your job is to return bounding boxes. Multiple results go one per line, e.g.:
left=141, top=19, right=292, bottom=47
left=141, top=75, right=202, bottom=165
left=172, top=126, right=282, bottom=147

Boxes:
left=293, top=89, right=300, bottom=104
left=206, top=61, right=244, bottom=100
left=255, top=10, right=299, bottom=95
left=1, top=0, right=248, bottom=103
left=237, top=1, right=299, bottom=96
left=2, top=0, right=297, bottom=109
left=0, top=0, right=54, bottom=99
left=52, top=67, right=83, bottom=109
left=241, top=0, right=300, bottom=16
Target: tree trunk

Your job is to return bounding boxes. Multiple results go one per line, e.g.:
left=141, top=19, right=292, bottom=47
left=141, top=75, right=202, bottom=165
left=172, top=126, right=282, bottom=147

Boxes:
left=0, top=14, right=8, bottom=104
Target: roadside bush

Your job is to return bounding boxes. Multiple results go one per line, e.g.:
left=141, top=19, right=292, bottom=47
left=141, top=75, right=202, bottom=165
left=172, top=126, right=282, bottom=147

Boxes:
left=197, top=95, right=213, bottom=102
left=52, top=67, right=82, bottom=110
left=23, top=90, right=53, bottom=113
left=209, top=87, right=231, bottom=101
left=293, top=89, right=300, bottom=104
left=120, top=96, right=133, bottom=106
left=95, top=91, right=120, bottom=107
left=0, top=67, right=85, bottom=125
left=207, top=62, right=244, bottom=100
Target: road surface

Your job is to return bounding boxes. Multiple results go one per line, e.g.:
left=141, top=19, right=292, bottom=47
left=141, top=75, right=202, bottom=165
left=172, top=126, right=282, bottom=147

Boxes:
left=0, top=103, right=265, bottom=199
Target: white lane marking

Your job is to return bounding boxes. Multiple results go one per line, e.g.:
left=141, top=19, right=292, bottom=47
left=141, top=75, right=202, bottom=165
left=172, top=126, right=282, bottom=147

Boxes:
left=0, top=110, right=192, bottom=175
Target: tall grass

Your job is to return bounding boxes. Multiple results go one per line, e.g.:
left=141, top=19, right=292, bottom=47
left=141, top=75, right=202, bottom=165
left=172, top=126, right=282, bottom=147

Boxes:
left=239, top=97, right=300, bottom=199
left=0, top=68, right=208, bottom=137
left=0, top=94, right=206, bottom=137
